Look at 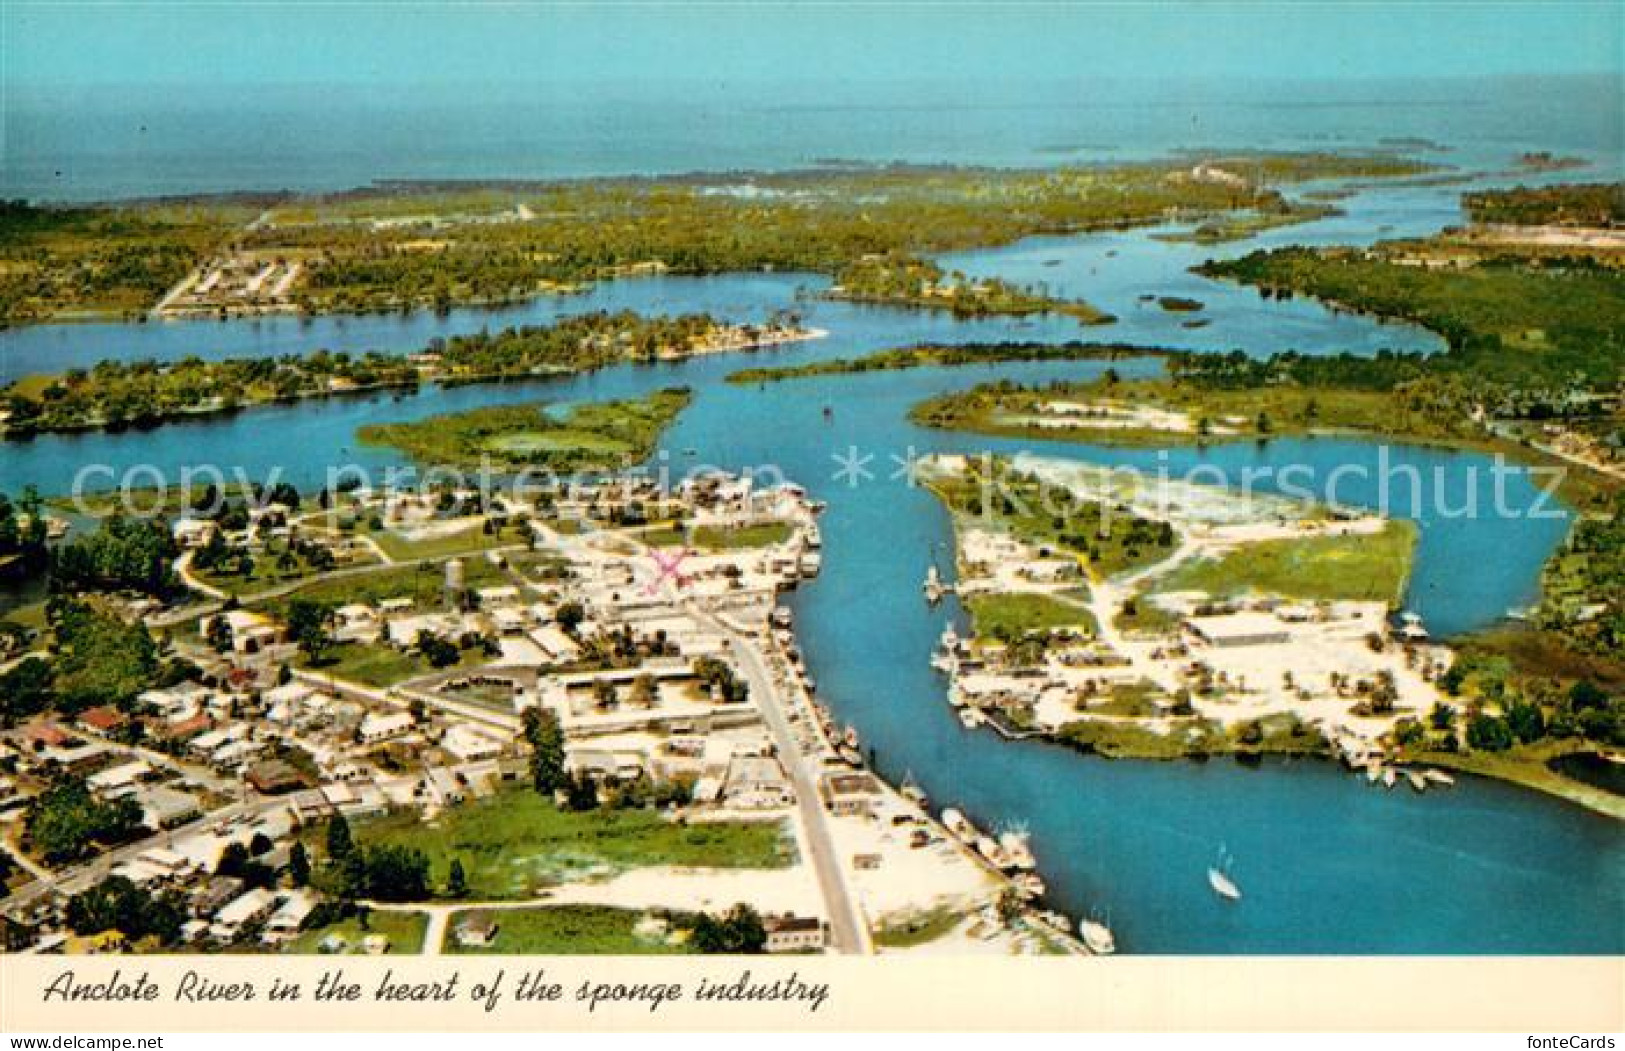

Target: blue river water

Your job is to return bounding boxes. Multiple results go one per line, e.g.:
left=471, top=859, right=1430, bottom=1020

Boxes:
left=1, top=170, right=1620, bottom=953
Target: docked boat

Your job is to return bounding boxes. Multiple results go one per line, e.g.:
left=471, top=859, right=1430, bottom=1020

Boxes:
left=770, top=606, right=793, bottom=629
left=940, top=808, right=972, bottom=839
left=975, top=835, right=1010, bottom=869
left=1013, top=872, right=1046, bottom=898
left=900, top=782, right=929, bottom=809
left=1422, top=769, right=1455, bottom=786
left=1364, top=762, right=1383, bottom=784
left=1079, top=919, right=1117, bottom=956
left=1407, top=770, right=1428, bottom=792
left=998, top=830, right=1036, bottom=871
left=799, top=551, right=822, bottom=577
left=837, top=745, right=863, bottom=767
left=1382, top=768, right=1398, bottom=789
left=959, top=708, right=986, bottom=730
left=843, top=725, right=860, bottom=749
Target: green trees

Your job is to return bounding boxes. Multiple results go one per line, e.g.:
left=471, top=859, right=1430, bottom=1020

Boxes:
left=1467, top=713, right=1515, bottom=752
left=49, top=600, right=159, bottom=712
left=50, top=515, right=178, bottom=598
left=26, top=779, right=144, bottom=863
left=65, top=876, right=185, bottom=944
left=522, top=707, right=567, bottom=794
left=446, top=858, right=468, bottom=898
left=689, top=903, right=767, bottom=954
left=286, top=598, right=335, bottom=663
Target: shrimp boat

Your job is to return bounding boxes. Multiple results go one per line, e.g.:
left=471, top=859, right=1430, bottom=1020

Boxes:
left=1423, top=769, right=1455, bottom=787
left=1079, top=916, right=1117, bottom=956
left=998, top=828, right=1037, bottom=871
left=1207, top=847, right=1242, bottom=902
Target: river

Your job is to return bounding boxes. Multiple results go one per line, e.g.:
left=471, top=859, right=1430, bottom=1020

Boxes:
left=0, top=177, right=1619, bottom=953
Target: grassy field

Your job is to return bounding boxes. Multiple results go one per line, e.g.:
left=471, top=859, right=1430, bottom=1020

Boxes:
left=443, top=905, right=687, bottom=954
left=338, top=787, right=793, bottom=899
left=256, top=559, right=508, bottom=618
left=1154, top=519, right=1417, bottom=605
left=286, top=910, right=429, bottom=955
left=691, top=522, right=793, bottom=550
left=873, top=905, right=967, bottom=949
left=304, top=641, right=485, bottom=688
left=362, top=521, right=513, bottom=562
left=964, top=592, right=1097, bottom=639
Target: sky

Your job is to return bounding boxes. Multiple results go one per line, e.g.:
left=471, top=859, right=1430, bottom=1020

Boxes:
left=3, top=1, right=1622, bottom=89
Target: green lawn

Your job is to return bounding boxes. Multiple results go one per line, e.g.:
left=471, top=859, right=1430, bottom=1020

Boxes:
left=873, top=905, right=965, bottom=949
left=964, top=592, right=1097, bottom=640
left=1154, top=519, right=1417, bottom=604
left=286, top=910, right=429, bottom=955
left=257, top=559, right=507, bottom=619
left=691, top=522, right=793, bottom=550
left=444, top=905, right=688, bottom=954
left=304, top=641, right=485, bottom=688
left=364, top=522, right=512, bottom=562
left=333, top=788, right=794, bottom=900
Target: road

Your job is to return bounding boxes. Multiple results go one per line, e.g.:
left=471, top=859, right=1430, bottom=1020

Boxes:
left=695, top=603, right=871, bottom=955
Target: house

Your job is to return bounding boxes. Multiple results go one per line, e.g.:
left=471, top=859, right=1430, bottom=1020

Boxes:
left=264, top=890, right=320, bottom=942
left=358, top=711, right=414, bottom=744
left=86, top=760, right=150, bottom=795
left=209, top=887, right=277, bottom=941
left=763, top=914, right=826, bottom=954
left=76, top=706, right=129, bottom=735
left=246, top=759, right=304, bottom=795
left=453, top=911, right=499, bottom=947
left=722, top=755, right=793, bottom=809
left=172, top=518, right=220, bottom=550
left=1185, top=612, right=1290, bottom=649
left=440, top=723, right=507, bottom=762
left=819, top=771, right=882, bottom=817
left=208, top=610, right=284, bottom=655
left=332, top=604, right=382, bottom=644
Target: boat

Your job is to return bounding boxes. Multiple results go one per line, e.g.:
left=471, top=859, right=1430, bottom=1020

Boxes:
left=940, top=808, right=972, bottom=839
left=1364, top=762, right=1383, bottom=784
left=1406, top=770, right=1428, bottom=792
left=770, top=606, right=793, bottom=629
left=1208, top=867, right=1242, bottom=902
left=975, top=835, right=1010, bottom=869
left=1013, top=872, right=1046, bottom=898
left=958, top=708, right=986, bottom=730
left=1079, top=918, right=1117, bottom=956
left=999, top=830, right=1036, bottom=871
left=837, top=745, right=863, bottom=767
left=1383, top=768, right=1398, bottom=789
left=900, top=782, right=929, bottom=808
left=923, top=564, right=946, bottom=605
left=1422, top=769, right=1455, bottom=786
left=1208, top=847, right=1242, bottom=902
left=799, top=551, right=822, bottom=577
left=843, top=725, right=860, bottom=749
